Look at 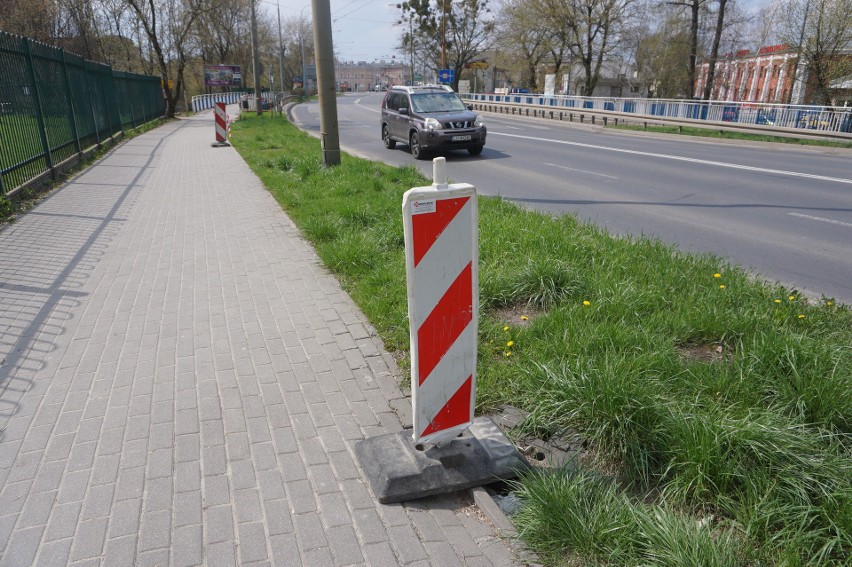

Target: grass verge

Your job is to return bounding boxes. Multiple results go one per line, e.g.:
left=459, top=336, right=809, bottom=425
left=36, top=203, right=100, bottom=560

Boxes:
left=231, top=112, right=851, bottom=566
left=608, top=123, right=852, bottom=149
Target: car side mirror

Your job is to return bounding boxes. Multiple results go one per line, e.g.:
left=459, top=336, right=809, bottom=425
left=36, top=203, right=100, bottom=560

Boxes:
left=399, top=107, right=409, bottom=115
left=467, top=104, right=473, bottom=110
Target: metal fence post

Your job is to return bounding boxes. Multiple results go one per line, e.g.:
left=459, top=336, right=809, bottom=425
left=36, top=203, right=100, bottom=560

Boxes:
left=61, top=50, right=82, bottom=154
left=23, top=38, right=55, bottom=177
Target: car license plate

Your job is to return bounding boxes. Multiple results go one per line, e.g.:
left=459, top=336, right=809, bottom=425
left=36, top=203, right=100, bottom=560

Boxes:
left=452, top=135, right=471, bottom=141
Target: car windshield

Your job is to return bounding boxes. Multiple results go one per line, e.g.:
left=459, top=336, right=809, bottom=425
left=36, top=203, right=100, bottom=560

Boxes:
left=410, top=92, right=467, bottom=113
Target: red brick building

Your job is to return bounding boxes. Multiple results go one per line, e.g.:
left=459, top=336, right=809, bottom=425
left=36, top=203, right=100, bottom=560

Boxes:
left=694, top=44, right=801, bottom=103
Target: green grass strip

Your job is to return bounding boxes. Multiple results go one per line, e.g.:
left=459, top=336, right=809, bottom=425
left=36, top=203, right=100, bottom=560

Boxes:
left=609, top=123, right=852, bottom=149
left=231, top=112, right=852, bottom=566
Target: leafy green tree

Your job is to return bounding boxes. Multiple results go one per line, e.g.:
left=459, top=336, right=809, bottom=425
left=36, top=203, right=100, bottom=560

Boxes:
left=777, top=0, right=852, bottom=104
left=396, top=0, right=494, bottom=91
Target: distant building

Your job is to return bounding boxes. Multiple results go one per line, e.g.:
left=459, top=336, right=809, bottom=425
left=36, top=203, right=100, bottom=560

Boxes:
left=694, top=45, right=800, bottom=103
left=335, top=60, right=406, bottom=92
left=695, top=45, right=852, bottom=105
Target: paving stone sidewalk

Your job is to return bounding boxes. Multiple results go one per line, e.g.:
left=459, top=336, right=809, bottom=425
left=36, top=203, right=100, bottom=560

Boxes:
left=0, top=111, right=519, bottom=566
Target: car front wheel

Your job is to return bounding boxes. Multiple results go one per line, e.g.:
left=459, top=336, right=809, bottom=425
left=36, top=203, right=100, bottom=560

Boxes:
left=410, top=131, right=426, bottom=160
left=382, top=125, right=396, bottom=149
left=468, top=145, right=484, bottom=156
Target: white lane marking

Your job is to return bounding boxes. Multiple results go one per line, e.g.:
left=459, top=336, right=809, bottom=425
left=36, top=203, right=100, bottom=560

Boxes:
left=788, top=212, right=852, bottom=228
left=545, top=162, right=619, bottom=180
left=355, top=98, right=380, bottom=113
left=491, top=131, right=852, bottom=185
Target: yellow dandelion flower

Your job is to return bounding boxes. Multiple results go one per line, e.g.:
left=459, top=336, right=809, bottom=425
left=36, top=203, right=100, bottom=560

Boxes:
left=520, top=315, right=529, bottom=321
left=774, top=299, right=782, bottom=304
left=826, top=301, right=834, bottom=307
left=714, top=273, right=721, bottom=278
left=583, top=300, right=591, bottom=306
left=507, top=341, right=514, bottom=347
left=503, top=325, right=509, bottom=331
left=504, top=351, right=512, bottom=357
left=798, top=314, right=805, bottom=319
left=788, top=295, right=796, bottom=301
left=719, top=285, right=725, bottom=289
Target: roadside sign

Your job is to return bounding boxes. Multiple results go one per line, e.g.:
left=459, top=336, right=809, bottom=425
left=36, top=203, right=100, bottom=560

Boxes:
left=438, top=69, right=454, bottom=85
left=402, top=159, right=478, bottom=445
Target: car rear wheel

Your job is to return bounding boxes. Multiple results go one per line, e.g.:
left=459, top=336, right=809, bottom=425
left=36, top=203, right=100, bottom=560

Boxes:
left=410, top=131, right=426, bottom=160
left=382, top=125, right=396, bottom=149
left=468, top=145, right=484, bottom=156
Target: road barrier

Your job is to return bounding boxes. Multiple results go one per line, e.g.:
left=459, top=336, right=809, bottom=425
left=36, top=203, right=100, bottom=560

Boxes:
left=190, top=92, right=242, bottom=112
left=0, top=31, right=164, bottom=196
left=211, top=102, right=230, bottom=147
left=462, top=93, right=852, bottom=138
left=402, top=158, right=478, bottom=445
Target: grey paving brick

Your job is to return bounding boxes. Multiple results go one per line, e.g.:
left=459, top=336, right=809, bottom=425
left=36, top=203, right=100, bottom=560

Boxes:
left=172, top=524, right=203, bottom=567
left=308, top=463, right=340, bottom=495
left=326, top=524, right=365, bottom=566
left=0, top=526, right=43, bottom=567
left=174, top=490, right=202, bottom=527
left=230, top=458, right=257, bottom=490
left=264, top=499, right=294, bottom=537
left=16, top=491, right=56, bottom=530
left=235, top=488, right=264, bottom=523
left=137, top=548, right=171, bottom=567
left=138, top=508, right=171, bottom=552
left=293, top=511, right=329, bottom=552
left=176, top=432, right=201, bottom=463
left=30, top=460, right=66, bottom=494
left=256, top=469, right=286, bottom=502
left=268, top=533, right=299, bottom=567
left=103, top=534, right=138, bottom=566
left=66, top=440, right=97, bottom=473
left=108, top=498, right=141, bottom=538
left=361, top=542, right=399, bottom=567
left=206, top=541, right=238, bottom=567
left=237, top=522, right=269, bottom=564
left=34, top=537, right=73, bottom=567
left=202, top=474, right=231, bottom=507
left=388, top=524, right=430, bottom=564
left=56, top=468, right=90, bottom=504
left=69, top=517, right=108, bottom=562
left=80, top=481, right=115, bottom=520
left=287, top=479, right=318, bottom=514
left=205, top=505, right=235, bottom=544
left=145, top=447, right=174, bottom=479
left=352, top=508, right=389, bottom=545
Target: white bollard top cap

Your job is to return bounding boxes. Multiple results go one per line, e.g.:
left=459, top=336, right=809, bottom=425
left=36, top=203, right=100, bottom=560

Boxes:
left=432, top=157, right=448, bottom=190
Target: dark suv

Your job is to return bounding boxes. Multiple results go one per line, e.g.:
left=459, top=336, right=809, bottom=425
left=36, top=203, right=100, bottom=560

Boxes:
left=381, top=85, right=486, bottom=159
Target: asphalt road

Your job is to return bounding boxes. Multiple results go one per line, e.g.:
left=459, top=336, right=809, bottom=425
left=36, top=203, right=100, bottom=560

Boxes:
left=289, top=93, right=852, bottom=303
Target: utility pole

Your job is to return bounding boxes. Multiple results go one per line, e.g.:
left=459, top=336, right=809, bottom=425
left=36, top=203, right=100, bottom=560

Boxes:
left=278, top=3, right=286, bottom=98
left=311, top=0, right=341, bottom=166
left=250, top=0, right=262, bottom=115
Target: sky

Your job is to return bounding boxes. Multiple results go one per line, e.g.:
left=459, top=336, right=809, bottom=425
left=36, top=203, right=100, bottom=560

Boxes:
left=260, top=0, right=405, bottom=63
left=259, top=0, right=769, bottom=65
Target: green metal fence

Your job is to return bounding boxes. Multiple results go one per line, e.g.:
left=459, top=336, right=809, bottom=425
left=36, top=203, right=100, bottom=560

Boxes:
left=0, top=31, right=165, bottom=196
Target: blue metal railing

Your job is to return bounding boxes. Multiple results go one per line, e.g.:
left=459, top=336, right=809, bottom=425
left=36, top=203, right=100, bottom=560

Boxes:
left=462, top=93, right=852, bottom=135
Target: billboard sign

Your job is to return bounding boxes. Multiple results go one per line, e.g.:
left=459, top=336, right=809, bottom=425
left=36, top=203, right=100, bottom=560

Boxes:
left=204, top=65, right=242, bottom=87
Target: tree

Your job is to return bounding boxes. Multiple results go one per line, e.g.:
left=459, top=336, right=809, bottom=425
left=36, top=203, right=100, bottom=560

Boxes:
left=539, top=0, right=636, bottom=96
left=496, top=0, right=551, bottom=92
left=635, top=12, right=693, bottom=97
left=397, top=0, right=494, bottom=91
left=122, top=0, right=210, bottom=117
left=778, top=0, right=852, bottom=104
